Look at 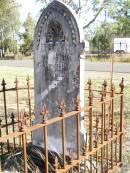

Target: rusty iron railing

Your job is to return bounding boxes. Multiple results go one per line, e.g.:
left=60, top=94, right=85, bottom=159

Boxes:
left=0, top=78, right=124, bottom=173
left=0, top=77, right=34, bottom=155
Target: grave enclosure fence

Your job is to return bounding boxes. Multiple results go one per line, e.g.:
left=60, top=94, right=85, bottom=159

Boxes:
left=0, top=77, right=34, bottom=155
left=0, top=78, right=124, bottom=173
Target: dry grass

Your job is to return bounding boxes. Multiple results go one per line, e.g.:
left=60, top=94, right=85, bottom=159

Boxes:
left=86, top=54, right=130, bottom=63
left=0, top=66, right=130, bottom=171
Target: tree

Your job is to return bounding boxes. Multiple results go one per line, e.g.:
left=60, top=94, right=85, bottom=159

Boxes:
left=0, top=0, right=20, bottom=57
left=114, top=0, right=130, bottom=37
left=37, top=0, right=111, bottom=29
left=105, top=0, right=130, bottom=37
left=92, top=23, right=117, bottom=52
left=20, top=14, right=35, bottom=55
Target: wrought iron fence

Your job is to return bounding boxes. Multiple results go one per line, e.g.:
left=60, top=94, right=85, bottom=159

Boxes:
left=0, top=78, right=124, bottom=173
left=0, top=77, right=34, bottom=155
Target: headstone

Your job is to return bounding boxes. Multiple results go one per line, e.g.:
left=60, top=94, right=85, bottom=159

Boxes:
left=33, top=0, right=85, bottom=154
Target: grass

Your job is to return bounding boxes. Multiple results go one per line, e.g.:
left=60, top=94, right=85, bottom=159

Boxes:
left=86, top=53, right=130, bottom=63
left=0, top=66, right=130, bottom=171
left=0, top=66, right=34, bottom=118
left=0, top=66, right=34, bottom=89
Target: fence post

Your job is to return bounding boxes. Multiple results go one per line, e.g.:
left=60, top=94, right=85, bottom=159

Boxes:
left=101, top=81, right=105, bottom=172
left=83, top=133, right=87, bottom=173
left=15, top=78, right=20, bottom=122
left=19, top=110, right=28, bottom=173
left=0, top=119, right=3, bottom=155
left=95, top=116, right=99, bottom=173
left=87, top=79, right=93, bottom=173
left=104, top=128, right=109, bottom=172
left=1, top=79, right=9, bottom=152
left=103, top=80, right=107, bottom=136
left=114, top=122, right=119, bottom=165
left=119, top=78, right=124, bottom=163
left=11, top=112, right=16, bottom=149
left=26, top=76, right=32, bottom=128
left=110, top=83, right=115, bottom=169
left=15, top=78, right=22, bottom=146
left=41, top=105, right=48, bottom=173
left=59, top=99, right=66, bottom=169
left=75, top=96, right=81, bottom=171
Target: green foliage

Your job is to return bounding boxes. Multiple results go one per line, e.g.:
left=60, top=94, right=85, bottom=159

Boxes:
left=106, top=0, right=130, bottom=37
left=20, top=14, right=35, bottom=55
left=92, top=0, right=130, bottom=52
left=3, top=39, right=18, bottom=54
left=0, top=0, right=20, bottom=56
left=92, top=23, right=116, bottom=52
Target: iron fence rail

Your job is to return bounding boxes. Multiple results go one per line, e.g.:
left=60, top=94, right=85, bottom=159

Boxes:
left=0, top=78, right=124, bottom=173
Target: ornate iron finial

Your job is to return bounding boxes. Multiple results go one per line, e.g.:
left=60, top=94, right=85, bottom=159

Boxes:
left=103, top=80, right=107, bottom=91
left=0, top=119, right=2, bottom=129
left=69, top=148, right=73, bottom=165
left=101, top=84, right=104, bottom=102
left=119, top=77, right=124, bottom=94
left=14, top=77, right=18, bottom=89
left=19, top=110, right=26, bottom=131
left=1, top=79, right=6, bottom=87
left=40, top=105, right=48, bottom=123
left=87, top=79, right=92, bottom=89
left=35, top=166, right=40, bottom=173
left=87, top=79, right=93, bottom=106
left=75, top=96, right=80, bottom=111
left=11, top=112, right=15, bottom=121
left=54, top=156, right=58, bottom=172
left=101, top=80, right=107, bottom=100
left=59, top=99, right=66, bottom=116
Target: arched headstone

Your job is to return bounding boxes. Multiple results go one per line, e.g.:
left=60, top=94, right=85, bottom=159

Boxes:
left=33, top=0, right=85, bottom=154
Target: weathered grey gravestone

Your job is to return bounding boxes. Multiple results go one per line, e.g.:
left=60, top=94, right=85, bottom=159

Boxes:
left=33, top=0, right=85, bottom=154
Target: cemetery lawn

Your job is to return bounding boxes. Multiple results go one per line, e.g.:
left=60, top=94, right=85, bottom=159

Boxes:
left=0, top=66, right=34, bottom=89
left=0, top=66, right=130, bottom=169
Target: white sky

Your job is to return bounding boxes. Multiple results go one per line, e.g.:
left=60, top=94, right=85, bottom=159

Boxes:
left=17, top=0, right=43, bottom=23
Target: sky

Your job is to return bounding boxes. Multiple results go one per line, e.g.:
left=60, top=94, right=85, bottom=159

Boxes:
left=17, top=0, right=43, bottom=23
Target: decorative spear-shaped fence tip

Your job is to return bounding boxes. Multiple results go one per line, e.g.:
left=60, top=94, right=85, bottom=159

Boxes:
left=75, top=96, right=80, bottom=111
left=59, top=99, right=66, bottom=116
left=35, top=166, right=40, bottom=173
left=1, top=79, right=6, bottom=87
left=54, top=156, right=58, bottom=172
left=11, top=112, right=15, bottom=121
left=14, top=77, right=18, bottom=86
left=19, top=110, right=26, bottom=132
left=103, top=80, right=107, bottom=88
left=119, top=77, right=124, bottom=93
left=87, top=79, right=92, bottom=89
left=40, top=105, right=48, bottom=123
